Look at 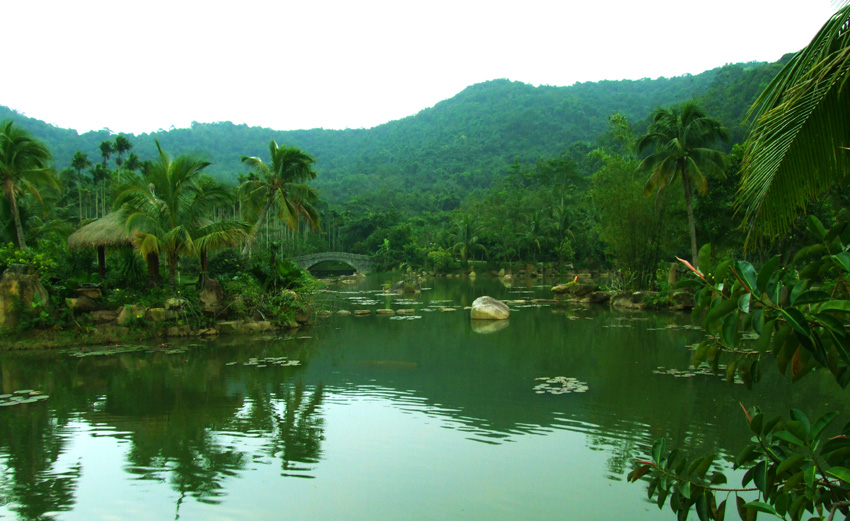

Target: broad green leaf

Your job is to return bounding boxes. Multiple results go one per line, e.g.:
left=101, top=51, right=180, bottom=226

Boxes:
left=776, top=454, right=807, bottom=475
left=698, top=243, right=711, bottom=278
left=706, top=298, right=739, bottom=331
left=789, top=410, right=811, bottom=437
left=652, top=438, right=666, bottom=465
left=714, top=260, right=732, bottom=281
left=832, top=252, right=850, bottom=273
left=774, top=430, right=806, bottom=447
left=779, top=308, right=810, bottom=337
left=806, top=215, right=826, bottom=240
left=676, top=278, right=704, bottom=290
left=721, top=313, right=737, bottom=347
left=756, top=255, right=781, bottom=294
left=788, top=280, right=810, bottom=304
left=826, top=466, right=850, bottom=483
left=791, top=290, right=831, bottom=305
left=816, top=300, right=850, bottom=313
left=734, top=261, right=758, bottom=295
left=695, top=494, right=708, bottom=521
left=812, top=411, right=840, bottom=440
left=738, top=293, right=751, bottom=313
left=744, top=501, right=779, bottom=516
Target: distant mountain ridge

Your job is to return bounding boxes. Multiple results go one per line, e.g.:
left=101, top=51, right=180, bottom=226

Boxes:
left=0, top=57, right=788, bottom=209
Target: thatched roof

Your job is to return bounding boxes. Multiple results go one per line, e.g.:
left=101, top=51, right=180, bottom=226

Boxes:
left=67, top=212, right=135, bottom=250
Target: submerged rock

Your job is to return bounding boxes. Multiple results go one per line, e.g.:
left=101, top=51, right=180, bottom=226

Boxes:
left=470, top=296, right=510, bottom=320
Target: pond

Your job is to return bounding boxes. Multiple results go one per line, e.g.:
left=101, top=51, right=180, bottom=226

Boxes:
left=0, top=274, right=846, bottom=520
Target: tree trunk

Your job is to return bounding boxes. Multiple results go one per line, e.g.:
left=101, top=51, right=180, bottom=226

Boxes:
left=146, top=252, right=162, bottom=287
left=168, top=253, right=178, bottom=289
left=243, top=193, right=275, bottom=256
left=97, top=246, right=106, bottom=278
left=6, top=178, right=27, bottom=250
left=682, top=170, right=699, bottom=266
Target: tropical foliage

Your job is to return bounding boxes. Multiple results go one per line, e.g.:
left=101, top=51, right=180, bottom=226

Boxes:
left=738, top=4, right=850, bottom=240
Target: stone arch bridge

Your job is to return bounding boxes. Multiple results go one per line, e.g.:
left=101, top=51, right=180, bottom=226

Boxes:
left=293, top=252, right=375, bottom=274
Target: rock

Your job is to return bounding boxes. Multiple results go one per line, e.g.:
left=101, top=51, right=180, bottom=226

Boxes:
left=470, top=296, right=510, bottom=320
left=0, top=264, right=51, bottom=329
left=65, top=296, right=97, bottom=312
left=198, top=327, right=219, bottom=336
left=440, top=307, right=456, bottom=312
left=390, top=280, right=421, bottom=294
left=199, top=279, right=224, bottom=306
left=241, top=321, right=274, bottom=333
left=166, top=325, right=192, bottom=337
left=90, top=310, right=118, bottom=324
left=116, top=304, right=146, bottom=326
left=165, top=298, right=187, bottom=310
left=551, top=284, right=570, bottom=294
left=295, top=310, right=310, bottom=323
left=145, top=307, right=169, bottom=322
left=354, top=310, right=371, bottom=316
left=471, top=319, right=510, bottom=334
left=75, top=286, right=102, bottom=299
left=337, top=310, right=352, bottom=316
left=567, top=284, right=596, bottom=298
left=469, top=271, right=476, bottom=279
left=376, top=309, right=396, bottom=315
left=670, top=290, right=695, bottom=311
left=531, top=299, right=558, bottom=304
left=583, top=291, right=612, bottom=304
left=396, top=309, right=415, bottom=315
left=216, top=320, right=243, bottom=334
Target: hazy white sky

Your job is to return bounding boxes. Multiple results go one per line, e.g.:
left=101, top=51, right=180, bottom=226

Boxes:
left=0, top=0, right=837, bottom=135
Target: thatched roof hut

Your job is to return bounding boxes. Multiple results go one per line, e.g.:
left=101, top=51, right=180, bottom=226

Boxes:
left=67, top=213, right=136, bottom=277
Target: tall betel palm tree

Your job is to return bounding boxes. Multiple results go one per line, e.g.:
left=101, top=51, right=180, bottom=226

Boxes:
left=115, top=141, right=248, bottom=287
left=636, top=101, right=729, bottom=264
left=738, top=3, right=850, bottom=240
left=239, top=140, right=320, bottom=254
left=0, top=121, right=59, bottom=250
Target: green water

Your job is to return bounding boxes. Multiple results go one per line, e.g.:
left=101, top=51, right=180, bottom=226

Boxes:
left=0, top=275, right=846, bottom=520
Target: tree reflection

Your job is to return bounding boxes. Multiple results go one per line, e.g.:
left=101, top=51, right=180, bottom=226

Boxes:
left=0, top=405, right=80, bottom=521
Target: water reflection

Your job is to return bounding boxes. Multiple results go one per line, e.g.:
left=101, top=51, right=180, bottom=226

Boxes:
left=0, top=275, right=846, bottom=520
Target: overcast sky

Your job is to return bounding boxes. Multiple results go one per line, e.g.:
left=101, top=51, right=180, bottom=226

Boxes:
left=0, top=0, right=837, bottom=135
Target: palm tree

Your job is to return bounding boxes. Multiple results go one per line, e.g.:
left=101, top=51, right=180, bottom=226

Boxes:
left=239, top=140, right=320, bottom=254
left=0, top=121, right=58, bottom=250
left=636, top=101, right=729, bottom=264
left=99, top=140, right=114, bottom=167
left=70, top=151, right=91, bottom=223
left=738, top=4, right=850, bottom=239
left=115, top=141, right=247, bottom=287
left=113, top=135, right=132, bottom=167
left=451, top=214, right=485, bottom=269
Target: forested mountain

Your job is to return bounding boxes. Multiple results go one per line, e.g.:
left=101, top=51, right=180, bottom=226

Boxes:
left=0, top=56, right=788, bottom=214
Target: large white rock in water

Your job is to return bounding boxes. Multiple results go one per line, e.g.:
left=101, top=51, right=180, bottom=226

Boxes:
left=470, top=296, right=510, bottom=320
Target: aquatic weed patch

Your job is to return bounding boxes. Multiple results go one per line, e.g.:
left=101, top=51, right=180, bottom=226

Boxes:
left=533, top=376, right=589, bottom=395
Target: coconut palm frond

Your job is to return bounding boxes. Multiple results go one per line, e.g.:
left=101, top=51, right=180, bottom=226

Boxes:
left=739, top=4, right=850, bottom=239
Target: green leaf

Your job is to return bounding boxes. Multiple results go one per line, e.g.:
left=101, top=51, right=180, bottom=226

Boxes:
left=791, top=290, right=831, bottom=305
left=738, top=293, right=751, bottom=313
left=677, top=278, right=704, bottom=290
left=652, top=438, right=666, bottom=465
left=789, top=410, right=811, bottom=437
left=776, top=454, right=807, bottom=475
left=827, top=466, right=850, bottom=483
left=832, top=252, right=850, bottom=273
left=696, top=494, right=709, bottom=521
left=773, top=430, right=806, bottom=447
left=806, top=215, right=826, bottom=240
left=714, top=260, right=732, bottom=281
left=811, top=411, right=839, bottom=440
left=698, top=243, right=712, bottom=278
left=705, top=298, right=739, bottom=331
left=756, top=255, right=781, bottom=294
left=722, top=313, right=738, bottom=347
left=779, top=308, right=810, bottom=337
left=744, top=501, right=778, bottom=516
left=735, top=261, right=758, bottom=295
left=816, top=300, right=850, bottom=313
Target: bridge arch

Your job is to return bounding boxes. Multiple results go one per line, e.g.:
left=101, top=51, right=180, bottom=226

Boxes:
left=292, top=252, right=375, bottom=274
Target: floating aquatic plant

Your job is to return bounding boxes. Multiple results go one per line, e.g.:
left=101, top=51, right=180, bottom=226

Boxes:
left=0, top=390, right=48, bottom=407
left=533, top=376, right=589, bottom=395
left=389, top=315, right=422, bottom=321
left=236, top=357, right=302, bottom=368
